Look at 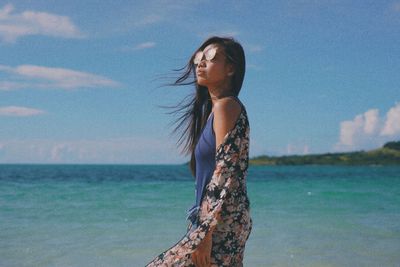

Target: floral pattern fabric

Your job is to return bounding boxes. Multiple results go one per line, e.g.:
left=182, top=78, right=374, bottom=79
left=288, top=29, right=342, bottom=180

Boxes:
left=145, top=104, right=252, bottom=267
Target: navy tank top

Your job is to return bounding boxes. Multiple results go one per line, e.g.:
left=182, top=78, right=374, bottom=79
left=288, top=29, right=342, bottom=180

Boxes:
left=186, top=96, right=243, bottom=226
left=194, top=111, right=216, bottom=207
left=186, top=111, right=215, bottom=225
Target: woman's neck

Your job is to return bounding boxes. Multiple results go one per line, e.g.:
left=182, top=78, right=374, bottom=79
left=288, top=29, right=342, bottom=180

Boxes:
left=208, top=85, right=234, bottom=107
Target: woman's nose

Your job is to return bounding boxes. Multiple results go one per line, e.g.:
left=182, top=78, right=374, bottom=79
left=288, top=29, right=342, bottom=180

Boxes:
left=197, top=58, right=206, bottom=67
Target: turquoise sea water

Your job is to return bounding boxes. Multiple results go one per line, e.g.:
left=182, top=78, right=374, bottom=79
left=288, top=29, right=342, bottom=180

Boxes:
left=1, top=164, right=399, bottom=267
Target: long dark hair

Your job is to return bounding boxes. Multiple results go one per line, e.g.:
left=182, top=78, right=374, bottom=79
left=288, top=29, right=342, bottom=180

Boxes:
left=163, top=36, right=246, bottom=177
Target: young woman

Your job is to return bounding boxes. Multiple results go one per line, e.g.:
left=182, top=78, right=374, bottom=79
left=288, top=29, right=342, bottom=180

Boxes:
left=146, top=36, right=252, bottom=267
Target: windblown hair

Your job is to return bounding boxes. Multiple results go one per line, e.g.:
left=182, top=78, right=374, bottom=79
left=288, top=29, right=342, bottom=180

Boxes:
left=163, top=36, right=246, bottom=177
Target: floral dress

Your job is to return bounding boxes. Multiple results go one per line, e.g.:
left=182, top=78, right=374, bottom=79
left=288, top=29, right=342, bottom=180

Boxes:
left=145, top=99, right=253, bottom=267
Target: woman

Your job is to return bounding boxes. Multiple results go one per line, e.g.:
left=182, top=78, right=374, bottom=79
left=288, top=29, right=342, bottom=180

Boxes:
left=145, top=36, right=252, bottom=267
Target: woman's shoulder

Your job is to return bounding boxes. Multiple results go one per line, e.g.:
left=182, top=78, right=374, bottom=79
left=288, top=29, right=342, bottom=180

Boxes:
left=213, top=96, right=243, bottom=142
left=213, top=97, right=242, bottom=121
left=214, top=95, right=242, bottom=109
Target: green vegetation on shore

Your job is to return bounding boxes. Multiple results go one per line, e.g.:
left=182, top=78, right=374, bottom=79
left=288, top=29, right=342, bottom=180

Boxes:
left=250, top=141, right=400, bottom=166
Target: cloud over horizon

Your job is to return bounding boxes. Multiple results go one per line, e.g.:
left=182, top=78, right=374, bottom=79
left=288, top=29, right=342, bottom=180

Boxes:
left=334, top=102, right=400, bottom=152
left=0, top=137, right=186, bottom=164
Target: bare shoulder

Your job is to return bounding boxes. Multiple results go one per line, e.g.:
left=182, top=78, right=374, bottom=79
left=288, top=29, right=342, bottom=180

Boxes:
left=213, top=97, right=242, bottom=150
left=213, top=97, right=242, bottom=119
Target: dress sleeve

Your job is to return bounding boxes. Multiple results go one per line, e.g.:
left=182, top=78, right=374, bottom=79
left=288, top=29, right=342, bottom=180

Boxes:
left=179, top=119, right=244, bottom=252
left=200, top=126, right=243, bottom=226
left=144, top=115, right=246, bottom=266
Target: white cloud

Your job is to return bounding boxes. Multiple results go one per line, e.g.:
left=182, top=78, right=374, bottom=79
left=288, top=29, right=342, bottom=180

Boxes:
left=286, top=143, right=294, bottom=154
left=121, top=41, right=156, bottom=52
left=245, top=44, right=264, bottom=53
left=132, top=14, right=162, bottom=27
left=0, top=3, right=84, bottom=43
left=334, top=102, right=400, bottom=151
left=303, top=144, right=310, bottom=154
left=285, top=143, right=311, bottom=155
left=0, top=137, right=187, bottom=164
left=0, top=106, right=45, bottom=116
left=0, top=64, right=13, bottom=72
left=134, top=41, right=156, bottom=50
left=0, top=81, right=29, bottom=91
left=98, top=1, right=197, bottom=36
left=363, top=109, right=379, bottom=134
left=0, top=64, right=120, bottom=90
left=50, top=143, right=75, bottom=162
left=381, top=102, right=400, bottom=136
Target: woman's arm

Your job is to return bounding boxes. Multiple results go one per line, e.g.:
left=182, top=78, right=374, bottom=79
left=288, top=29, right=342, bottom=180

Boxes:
left=213, top=97, right=242, bottom=151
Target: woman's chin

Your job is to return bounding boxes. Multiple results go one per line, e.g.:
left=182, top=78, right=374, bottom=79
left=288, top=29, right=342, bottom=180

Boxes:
left=196, top=79, right=208, bottom=87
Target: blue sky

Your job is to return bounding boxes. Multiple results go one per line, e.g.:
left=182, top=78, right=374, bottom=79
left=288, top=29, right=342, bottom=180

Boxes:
left=0, top=1, right=399, bottom=164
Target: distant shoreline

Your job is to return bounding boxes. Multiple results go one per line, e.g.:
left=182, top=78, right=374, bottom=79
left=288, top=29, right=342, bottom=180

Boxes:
left=250, top=141, right=400, bottom=166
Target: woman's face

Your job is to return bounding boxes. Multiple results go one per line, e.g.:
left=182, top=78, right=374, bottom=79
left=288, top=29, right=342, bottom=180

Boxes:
left=194, top=44, right=233, bottom=88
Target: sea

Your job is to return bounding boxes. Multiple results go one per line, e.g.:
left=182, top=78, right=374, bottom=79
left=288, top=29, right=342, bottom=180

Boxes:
left=1, top=164, right=399, bottom=267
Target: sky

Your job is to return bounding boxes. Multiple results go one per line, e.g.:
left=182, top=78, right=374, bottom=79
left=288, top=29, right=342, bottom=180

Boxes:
left=0, top=0, right=399, bottom=164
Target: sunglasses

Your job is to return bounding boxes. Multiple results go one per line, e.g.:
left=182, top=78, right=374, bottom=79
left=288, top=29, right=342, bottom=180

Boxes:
left=193, top=47, right=219, bottom=66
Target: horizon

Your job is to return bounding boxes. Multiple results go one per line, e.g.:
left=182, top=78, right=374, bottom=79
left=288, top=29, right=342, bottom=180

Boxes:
left=1, top=1, right=399, bottom=164
left=1, top=139, right=398, bottom=165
